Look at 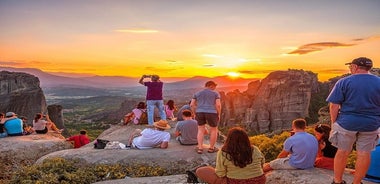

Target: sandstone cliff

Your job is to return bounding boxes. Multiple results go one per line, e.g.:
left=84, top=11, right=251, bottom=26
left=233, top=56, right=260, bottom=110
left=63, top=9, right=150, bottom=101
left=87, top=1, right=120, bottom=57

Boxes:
left=0, top=71, right=47, bottom=122
left=221, top=69, right=319, bottom=134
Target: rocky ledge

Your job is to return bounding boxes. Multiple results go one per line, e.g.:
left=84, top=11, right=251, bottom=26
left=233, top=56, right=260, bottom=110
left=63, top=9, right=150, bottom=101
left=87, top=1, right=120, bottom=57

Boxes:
left=0, top=132, right=72, bottom=179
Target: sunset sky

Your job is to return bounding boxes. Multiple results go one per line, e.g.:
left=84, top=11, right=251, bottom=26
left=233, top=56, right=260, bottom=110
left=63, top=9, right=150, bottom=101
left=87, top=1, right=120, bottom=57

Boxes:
left=0, top=0, right=379, bottom=81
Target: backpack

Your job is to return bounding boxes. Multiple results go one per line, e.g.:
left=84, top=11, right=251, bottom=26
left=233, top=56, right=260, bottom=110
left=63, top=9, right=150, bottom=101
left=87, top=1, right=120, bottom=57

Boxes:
left=138, top=110, right=148, bottom=124
left=94, top=139, right=110, bottom=149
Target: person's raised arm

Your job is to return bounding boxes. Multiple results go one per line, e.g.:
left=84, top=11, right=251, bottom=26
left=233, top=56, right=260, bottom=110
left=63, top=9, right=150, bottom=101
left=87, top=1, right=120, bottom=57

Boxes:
left=139, top=75, right=146, bottom=85
left=190, top=99, right=197, bottom=117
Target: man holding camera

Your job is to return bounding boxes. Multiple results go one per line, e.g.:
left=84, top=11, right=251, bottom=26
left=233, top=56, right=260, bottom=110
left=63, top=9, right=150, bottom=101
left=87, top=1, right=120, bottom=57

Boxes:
left=139, top=74, right=166, bottom=125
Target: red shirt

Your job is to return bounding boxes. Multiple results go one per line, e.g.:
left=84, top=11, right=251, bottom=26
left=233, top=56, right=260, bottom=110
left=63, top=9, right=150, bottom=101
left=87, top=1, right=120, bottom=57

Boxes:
left=67, top=135, right=90, bottom=148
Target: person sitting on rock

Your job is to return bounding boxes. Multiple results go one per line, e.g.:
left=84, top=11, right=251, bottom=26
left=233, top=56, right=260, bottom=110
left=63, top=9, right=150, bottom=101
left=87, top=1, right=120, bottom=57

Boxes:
left=263, top=118, right=318, bottom=172
left=66, top=130, right=90, bottom=148
left=0, top=113, right=8, bottom=138
left=196, top=127, right=266, bottom=184
left=123, top=102, right=147, bottom=125
left=20, top=116, right=34, bottom=135
left=363, top=137, right=380, bottom=183
left=2, top=112, right=23, bottom=136
left=176, top=100, right=191, bottom=121
left=33, top=113, right=62, bottom=134
left=175, top=110, right=198, bottom=145
left=314, top=124, right=337, bottom=170
left=126, top=119, right=171, bottom=149
left=164, top=99, right=177, bottom=120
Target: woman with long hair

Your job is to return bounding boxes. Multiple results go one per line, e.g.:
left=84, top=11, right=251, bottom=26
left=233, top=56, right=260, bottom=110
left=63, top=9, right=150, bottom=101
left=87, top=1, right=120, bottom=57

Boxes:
left=164, top=100, right=177, bottom=120
left=314, top=123, right=337, bottom=170
left=124, top=102, right=147, bottom=125
left=33, top=113, right=61, bottom=134
left=196, top=127, right=266, bottom=184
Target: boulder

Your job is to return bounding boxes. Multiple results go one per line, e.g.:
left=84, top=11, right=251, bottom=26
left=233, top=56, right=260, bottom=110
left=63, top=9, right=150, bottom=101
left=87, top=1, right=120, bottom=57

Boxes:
left=221, top=69, right=319, bottom=134
left=0, top=71, right=47, bottom=123
left=36, top=121, right=223, bottom=175
left=0, top=132, right=73, bottom=179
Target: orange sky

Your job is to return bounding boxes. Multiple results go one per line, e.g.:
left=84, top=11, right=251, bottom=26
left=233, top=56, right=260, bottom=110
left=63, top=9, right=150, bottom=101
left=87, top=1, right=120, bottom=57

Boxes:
left=0, top=0, right=379, bottom=81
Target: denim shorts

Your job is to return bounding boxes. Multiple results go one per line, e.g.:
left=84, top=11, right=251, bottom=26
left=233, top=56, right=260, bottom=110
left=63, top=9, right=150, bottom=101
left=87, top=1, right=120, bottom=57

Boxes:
left=329, top=123, right=379, bottom=152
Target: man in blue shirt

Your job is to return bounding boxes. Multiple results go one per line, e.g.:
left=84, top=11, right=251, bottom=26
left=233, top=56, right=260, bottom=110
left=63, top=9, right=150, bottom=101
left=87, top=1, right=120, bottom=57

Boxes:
left=3, top=112, right=23, bottom=136
left=263, top=118, right=318, bottom=172
left=327, top=57, right=380, bottom=184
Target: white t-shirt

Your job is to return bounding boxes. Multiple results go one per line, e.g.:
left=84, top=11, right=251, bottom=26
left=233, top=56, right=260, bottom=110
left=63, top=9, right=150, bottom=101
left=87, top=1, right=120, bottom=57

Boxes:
left=33, top=119, right=48, bottom=131
left=132, top=128, right=170, bottom=149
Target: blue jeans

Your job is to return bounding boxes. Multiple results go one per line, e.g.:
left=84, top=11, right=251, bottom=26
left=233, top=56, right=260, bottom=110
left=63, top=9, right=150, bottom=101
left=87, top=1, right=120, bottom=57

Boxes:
left=0, top=132, right=7, bottom=138
left=146, top=100, right=166, bottom=125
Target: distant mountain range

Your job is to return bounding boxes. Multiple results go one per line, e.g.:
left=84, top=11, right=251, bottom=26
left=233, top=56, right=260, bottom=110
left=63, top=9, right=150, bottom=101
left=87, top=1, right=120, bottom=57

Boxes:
left=0, top=67, right=259, bottom=90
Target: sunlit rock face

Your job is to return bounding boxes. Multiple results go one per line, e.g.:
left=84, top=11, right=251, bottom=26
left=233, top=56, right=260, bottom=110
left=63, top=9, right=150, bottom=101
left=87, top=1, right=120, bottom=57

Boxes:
left=0, top=71, right=47, bottom=122
left=221, top=69, right=319, bottom=134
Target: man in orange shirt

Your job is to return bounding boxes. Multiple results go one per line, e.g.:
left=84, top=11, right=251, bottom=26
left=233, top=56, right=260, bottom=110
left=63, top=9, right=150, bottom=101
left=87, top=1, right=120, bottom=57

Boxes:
left=66, top=130, right=90, bottom=148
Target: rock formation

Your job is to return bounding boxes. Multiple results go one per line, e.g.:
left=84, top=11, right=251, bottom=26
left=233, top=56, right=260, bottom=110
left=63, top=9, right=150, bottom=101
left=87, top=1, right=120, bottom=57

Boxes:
left=36, top=122, right=223, bottom=176
left=0, top=71, right=47, bottom=122
left=221, top=69, right=319, bottom=134
left=0, top=133, right=72, bottom=180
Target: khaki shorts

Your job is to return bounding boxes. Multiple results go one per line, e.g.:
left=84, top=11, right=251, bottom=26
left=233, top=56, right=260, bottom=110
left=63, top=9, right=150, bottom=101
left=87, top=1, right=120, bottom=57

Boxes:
left=329, top=123, right=379, bottom=152
left=269, top=157, right=297, bottom=170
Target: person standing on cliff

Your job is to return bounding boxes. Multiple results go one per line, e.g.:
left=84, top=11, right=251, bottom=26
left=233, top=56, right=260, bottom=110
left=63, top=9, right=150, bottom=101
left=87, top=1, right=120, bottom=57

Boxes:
left=327, top=57, right=380, bottom=184
left=139, top=74, right=166, bottom=125
left=191, top=80, right=221, bottom=154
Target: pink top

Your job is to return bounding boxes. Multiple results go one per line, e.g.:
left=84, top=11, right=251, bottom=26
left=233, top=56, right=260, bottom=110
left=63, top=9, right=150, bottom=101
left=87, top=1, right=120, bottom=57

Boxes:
left=132, top=108, right=145, bottom=124
left=164, top=105, right=175, bottom=119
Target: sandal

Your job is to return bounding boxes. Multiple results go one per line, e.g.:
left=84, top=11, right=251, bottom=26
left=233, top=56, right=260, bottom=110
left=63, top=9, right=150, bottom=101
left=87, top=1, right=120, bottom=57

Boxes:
left=331, top=180, right=346, bottom=184
left=208, top=147, right=219, bottom=153
left=196, top=148, right=203, bottom=154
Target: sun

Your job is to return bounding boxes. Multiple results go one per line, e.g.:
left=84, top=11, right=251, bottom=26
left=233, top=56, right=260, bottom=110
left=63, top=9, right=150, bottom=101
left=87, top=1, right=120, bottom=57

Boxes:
left=227, top=72, right=240, bottom=78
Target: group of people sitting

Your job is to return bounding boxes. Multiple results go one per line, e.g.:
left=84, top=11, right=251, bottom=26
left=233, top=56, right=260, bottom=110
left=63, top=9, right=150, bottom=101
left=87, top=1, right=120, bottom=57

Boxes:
left=123, top=100, right=178, bottom=125
left=0, top=112, right=63, bottom=138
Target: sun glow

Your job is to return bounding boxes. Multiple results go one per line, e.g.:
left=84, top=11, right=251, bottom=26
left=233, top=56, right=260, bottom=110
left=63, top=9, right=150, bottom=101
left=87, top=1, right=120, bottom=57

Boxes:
left=227, top=72, right=240, bottom=78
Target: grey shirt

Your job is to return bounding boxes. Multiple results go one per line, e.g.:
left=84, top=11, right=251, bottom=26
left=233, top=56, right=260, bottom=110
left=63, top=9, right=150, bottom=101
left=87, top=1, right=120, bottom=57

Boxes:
left=175, top=119, right=198, bottom=145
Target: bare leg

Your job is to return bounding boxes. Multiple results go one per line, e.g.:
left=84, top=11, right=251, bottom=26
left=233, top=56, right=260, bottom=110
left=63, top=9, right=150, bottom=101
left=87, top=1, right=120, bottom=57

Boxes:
left=196, top=166, right=224, bottom=184
left=263, top=163, right=273, bottom=172
left=353, top=151, right=371, bottom=184
left=197, top=125, right=206, bottom=149
left=333, top=149, right=350, bottom=183
left=209, top=126, right=218, bottom=149
left=47, top=122, right=60, bottom=132
left=127, top=129, right=142, bottom=146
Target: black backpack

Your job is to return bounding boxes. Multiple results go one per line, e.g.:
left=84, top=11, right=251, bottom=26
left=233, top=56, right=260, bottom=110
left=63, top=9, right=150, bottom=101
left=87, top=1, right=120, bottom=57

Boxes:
left=94, top=139, right=110, bottom=149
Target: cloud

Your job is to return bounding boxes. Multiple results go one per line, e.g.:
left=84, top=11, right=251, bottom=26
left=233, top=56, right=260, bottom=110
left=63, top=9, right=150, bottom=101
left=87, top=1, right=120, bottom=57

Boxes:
left=238, top=69, right=276, bottom=74
left=0, top=61, right=20, bottom=65
left=114, top=29, right=159, bottom=33
left=203, top=64, right=215, bottom=67
left=288, top=42, right=355, bottom=55
left=352, top=35, right=380, bottom=42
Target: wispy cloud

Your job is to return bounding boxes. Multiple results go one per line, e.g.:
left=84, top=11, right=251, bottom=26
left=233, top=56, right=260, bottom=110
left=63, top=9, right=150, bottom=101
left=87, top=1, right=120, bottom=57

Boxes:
left=203, top=64, right=215, bottom=67
left=288, top=42, right=355, bottom=55
left=352, top=35, right=380, bottom=42
left=238, top=69, right=277, bottom=74
left=0, top=61, right=20, bottom=65
left=114, top=28, right=159, bottom=33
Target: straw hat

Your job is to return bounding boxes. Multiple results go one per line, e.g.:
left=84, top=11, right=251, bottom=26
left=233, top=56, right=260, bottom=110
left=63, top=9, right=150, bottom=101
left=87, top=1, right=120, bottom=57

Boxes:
left=153, top=120, right=171, bottom=130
